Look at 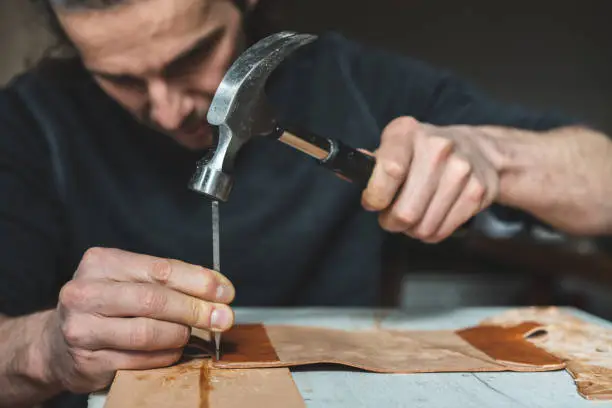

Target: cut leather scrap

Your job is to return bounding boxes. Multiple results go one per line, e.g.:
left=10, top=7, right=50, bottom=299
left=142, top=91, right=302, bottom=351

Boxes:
left=103, top=358, right=305, bottom=408
left=483, top=306, right=612, bottom=400
left=457, top=321, right=565, bottom=369
left=210, top=322, right=565, bottom=373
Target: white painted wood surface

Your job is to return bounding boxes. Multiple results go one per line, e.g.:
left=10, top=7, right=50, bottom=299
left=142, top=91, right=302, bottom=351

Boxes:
left=88, top=307, right=612, bottom=408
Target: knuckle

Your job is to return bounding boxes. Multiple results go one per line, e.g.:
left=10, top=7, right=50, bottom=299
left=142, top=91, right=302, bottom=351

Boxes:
left=59, top=280, right=91, bottom=310
left=130, top=320, right=156, bottom=348
left=381, top=117, right=419, bottom=145
left=80, top=247, right=106, bottom=269
left=150, top=259, right=173, bottom=285
left=139, top=287, right=167, bottom=315
left=189, top=300, right=209, bottom=327
left=466, top=178, right=486, bottom=203
left=189, top=301, right=202, bottom=326
left=196, top=266, right=215, bottom=284
left=426, top=136, right=454, bottom=163
left=380, top=160, right=407, bottom=181
left=61, top=316, right=86, bottom=347
left=414, top=224, right=435, bottom=241
left=384, top=116, right=419, bottom=135
left=394, top=209, right=419, bottom=229
left=379, top=212, right=407, bottom=233
left=448, top=156, right=472, bottom=180
left=76, top=247, right=110, bottom=279
left=69, top=348, right=96, bottom=375
left=196, top=266, right=217, bottom=296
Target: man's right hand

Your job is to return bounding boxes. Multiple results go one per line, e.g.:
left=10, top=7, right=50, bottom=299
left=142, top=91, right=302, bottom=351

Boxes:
left=46, top=247, right=235, bottom=393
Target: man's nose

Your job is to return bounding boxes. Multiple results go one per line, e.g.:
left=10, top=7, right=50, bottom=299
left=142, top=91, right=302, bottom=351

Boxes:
left=147, top=78, right=191, bottom=130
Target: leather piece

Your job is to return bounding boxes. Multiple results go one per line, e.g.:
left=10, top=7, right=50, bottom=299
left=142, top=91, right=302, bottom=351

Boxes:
left=482, top=306, right=612, bottom=400
left=211, top=323, right=565, bottom=373
left=103, top=317, right=579, bottom=406
left=457, top=322, right=565, bottom=370
left=217, top=324, right=279, bottom=363
left=105, top=360, right=202, bottom=408
left=104, top=359, right=305, bottom=408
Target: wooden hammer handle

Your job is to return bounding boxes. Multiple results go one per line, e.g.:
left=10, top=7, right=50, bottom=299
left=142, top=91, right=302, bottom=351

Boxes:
left=276, top=128, right=376, bottom=188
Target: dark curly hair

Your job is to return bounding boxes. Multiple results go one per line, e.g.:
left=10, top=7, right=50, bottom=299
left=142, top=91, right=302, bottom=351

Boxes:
left=31, top=0, right=286, bottom=59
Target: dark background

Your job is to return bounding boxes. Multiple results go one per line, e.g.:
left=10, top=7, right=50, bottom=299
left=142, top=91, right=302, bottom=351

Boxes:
left=275, top=1, right=611, bottom=134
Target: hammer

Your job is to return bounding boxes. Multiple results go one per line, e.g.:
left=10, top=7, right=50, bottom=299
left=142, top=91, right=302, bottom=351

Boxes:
left=188, top=31, right=376, bottom=202
left=188, top=32, right=377, bottom=359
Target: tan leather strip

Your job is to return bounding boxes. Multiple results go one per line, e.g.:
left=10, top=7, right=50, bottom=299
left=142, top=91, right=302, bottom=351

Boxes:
left=212, top=324, right=565, bottom=373
left=104, top=359, right=305, bottom=408
left=456, top=321, right=565, bottom=370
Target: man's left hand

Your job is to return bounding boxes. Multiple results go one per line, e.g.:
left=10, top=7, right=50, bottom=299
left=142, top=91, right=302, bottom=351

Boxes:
left=362, top=116, right=501, bottom=242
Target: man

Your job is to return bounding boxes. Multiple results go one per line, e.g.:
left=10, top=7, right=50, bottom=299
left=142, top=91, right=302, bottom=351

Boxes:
left=1, top=0, right=611, bottom=407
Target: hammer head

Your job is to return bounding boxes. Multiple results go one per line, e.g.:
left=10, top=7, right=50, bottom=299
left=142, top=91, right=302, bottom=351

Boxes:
left=188, top=31, right=317, bottom=202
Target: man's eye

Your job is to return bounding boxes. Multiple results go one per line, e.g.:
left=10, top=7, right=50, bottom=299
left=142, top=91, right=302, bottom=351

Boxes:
left=165, top=50, right=212, bottom=80
left=164, top=29, right=225, bottom=79
left=100, top=75, right=146, bottom=91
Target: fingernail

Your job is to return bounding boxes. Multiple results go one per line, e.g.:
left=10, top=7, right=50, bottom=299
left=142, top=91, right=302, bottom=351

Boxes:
left=215, top=284, right=233, bottom=302
left=210, top=308, right=231, bottom=330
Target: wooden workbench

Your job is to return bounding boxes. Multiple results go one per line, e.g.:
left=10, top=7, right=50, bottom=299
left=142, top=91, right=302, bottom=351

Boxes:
left=87, top=306, right=611, bottom=408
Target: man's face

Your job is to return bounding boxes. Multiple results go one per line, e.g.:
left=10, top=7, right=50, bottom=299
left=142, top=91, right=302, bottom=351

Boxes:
left=56, top=0, right=246, bottom=150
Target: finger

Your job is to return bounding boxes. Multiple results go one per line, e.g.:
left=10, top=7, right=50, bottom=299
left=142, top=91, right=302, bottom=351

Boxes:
left=77, top=248, right=235, bottom=304
left=64, top=347, right=185, bottom=393
left=91, top=348, right=184, bottom=373
left=433, top=175, right=486, bottom=241
left=361, top=117, right=418, bottom=211
left=62, top=313, right=192, bottom=351
left=412, top=155, right=472, bottom=238
left=59, top=280, right=235, bottom=331
left=378, top=135, right=453, bottom=232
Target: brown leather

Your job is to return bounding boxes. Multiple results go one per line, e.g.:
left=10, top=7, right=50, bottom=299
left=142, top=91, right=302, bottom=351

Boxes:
left=216, top=323, right=279, bottom=363
left=104, top=317, right=582, bottom=407
left=457, top=322, right=565, bottom=369
left=104, top=359, right=305, bottom=408
left=483, top=306, right=612, bottom=400
left=211, top=323, right=565, bottom=373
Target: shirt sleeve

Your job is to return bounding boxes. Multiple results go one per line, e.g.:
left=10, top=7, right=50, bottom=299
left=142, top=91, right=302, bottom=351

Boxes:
left=0, top=85, right=67, bottom=316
